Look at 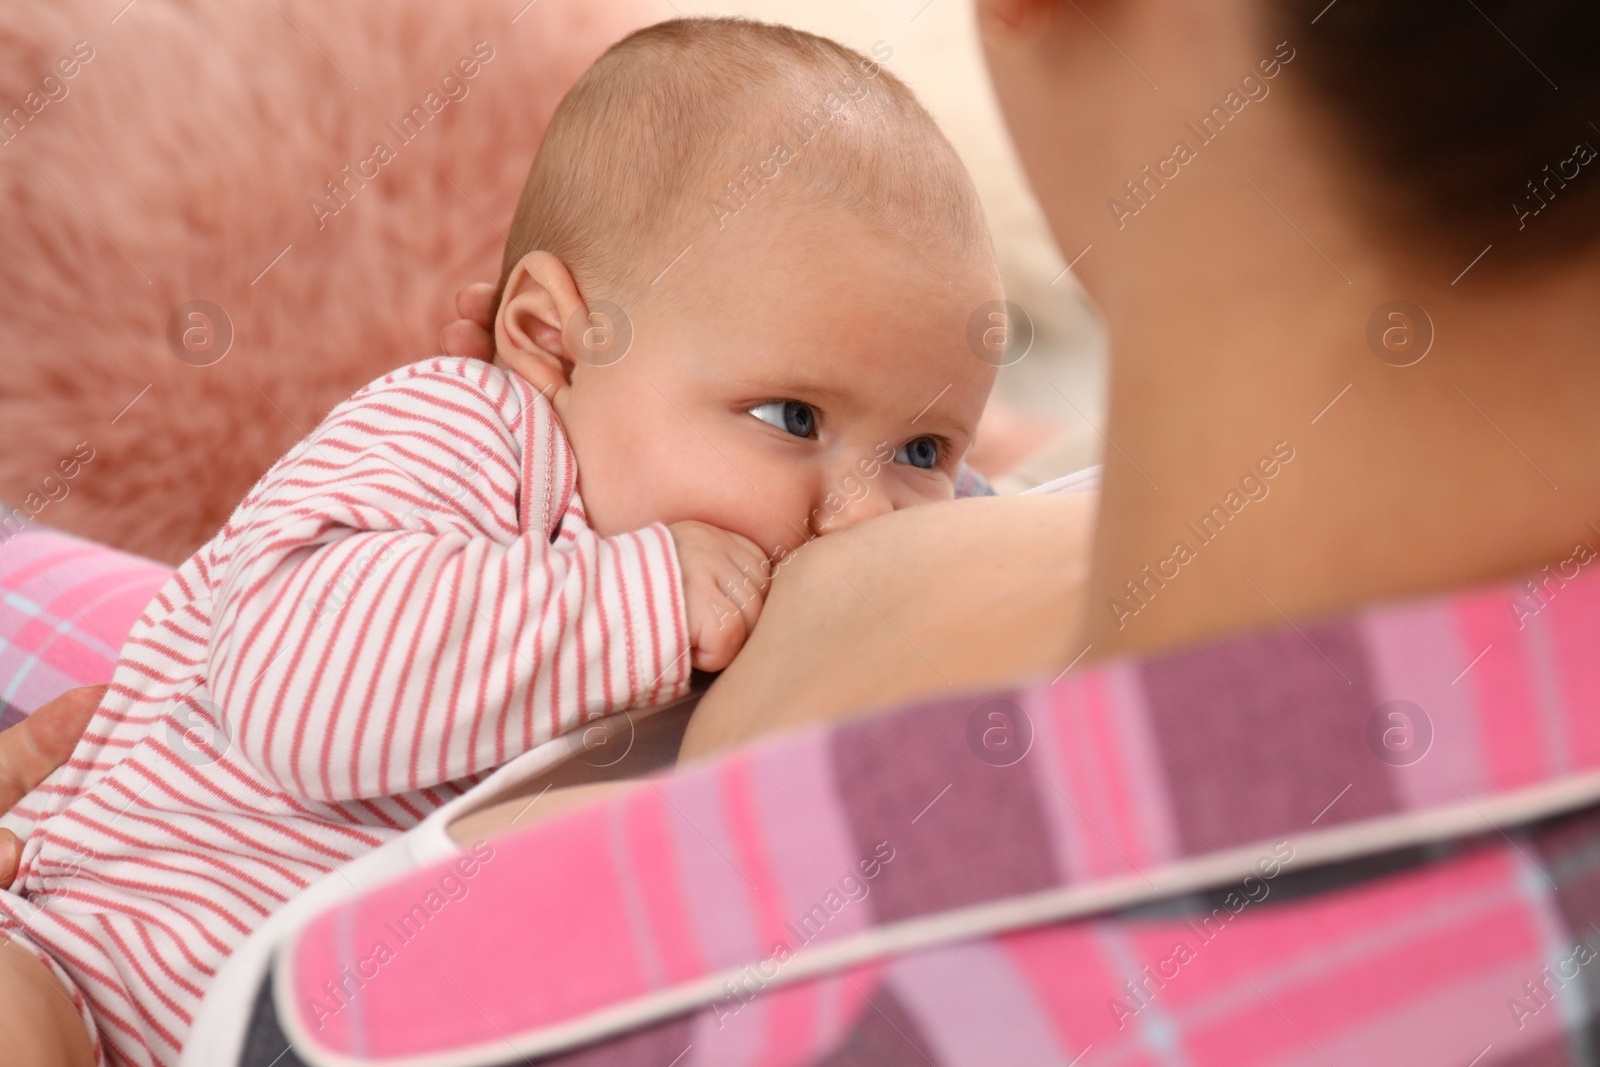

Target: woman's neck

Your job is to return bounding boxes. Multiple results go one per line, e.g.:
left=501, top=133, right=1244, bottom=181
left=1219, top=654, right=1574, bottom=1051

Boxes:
left=1082, top=138, right=1600, bottom=658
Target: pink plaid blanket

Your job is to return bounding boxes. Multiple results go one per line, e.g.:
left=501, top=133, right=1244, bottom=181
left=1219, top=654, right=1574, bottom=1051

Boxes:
left=0, top=525, right=169, bottom=728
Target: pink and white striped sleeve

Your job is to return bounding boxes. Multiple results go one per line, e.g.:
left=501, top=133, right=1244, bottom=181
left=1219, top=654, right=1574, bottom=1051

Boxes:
left=203, top=359, right=692, bottom=801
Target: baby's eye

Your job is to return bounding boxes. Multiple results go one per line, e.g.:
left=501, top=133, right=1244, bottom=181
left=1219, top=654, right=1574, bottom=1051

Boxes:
left=896, top=436, right=941, bottom=470
left=747, top=401, right=817, bottom=439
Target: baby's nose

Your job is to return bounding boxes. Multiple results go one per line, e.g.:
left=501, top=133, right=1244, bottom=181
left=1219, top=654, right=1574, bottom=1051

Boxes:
left=809, top=482, right=893, bottom=537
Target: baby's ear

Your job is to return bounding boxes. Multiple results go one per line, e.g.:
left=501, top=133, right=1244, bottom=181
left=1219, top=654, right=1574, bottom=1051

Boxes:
left=493, top=252, right=588, bottom=400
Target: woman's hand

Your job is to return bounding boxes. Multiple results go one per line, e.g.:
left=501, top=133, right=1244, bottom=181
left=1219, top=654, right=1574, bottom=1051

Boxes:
left=678, top=491, right=1097, bottom=761
left=439, top=282, right=498, bottom=360
left=0, top=686, right=104, bottom=887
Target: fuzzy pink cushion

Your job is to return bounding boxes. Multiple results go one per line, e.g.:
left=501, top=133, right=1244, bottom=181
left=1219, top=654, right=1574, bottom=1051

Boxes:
left=0, top=0, right=656, bottom=564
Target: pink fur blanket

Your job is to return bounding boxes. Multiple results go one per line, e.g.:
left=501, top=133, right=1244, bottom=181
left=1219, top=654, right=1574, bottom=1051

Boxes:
left=0, top=0, right=653, bottom=564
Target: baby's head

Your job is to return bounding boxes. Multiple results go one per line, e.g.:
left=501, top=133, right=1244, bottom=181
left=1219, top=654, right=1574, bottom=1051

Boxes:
left=491, top=17, right=1002, bottom=559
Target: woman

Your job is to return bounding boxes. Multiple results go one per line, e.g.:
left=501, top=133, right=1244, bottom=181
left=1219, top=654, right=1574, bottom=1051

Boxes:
left=684, top=0, right=1600, bottom=753
left=5, top=0, right=1598, bottom=867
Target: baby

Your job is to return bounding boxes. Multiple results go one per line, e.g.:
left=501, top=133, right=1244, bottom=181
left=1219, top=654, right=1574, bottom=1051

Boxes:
left=0, top=17, right=1001, bottom=1067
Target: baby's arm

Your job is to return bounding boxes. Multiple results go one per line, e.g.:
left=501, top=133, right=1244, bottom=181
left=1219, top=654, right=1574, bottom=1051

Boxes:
left=204, top=360, right=693, bottom=802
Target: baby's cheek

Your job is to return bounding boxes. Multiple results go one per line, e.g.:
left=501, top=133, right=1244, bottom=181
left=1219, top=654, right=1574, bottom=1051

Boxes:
left=897, top=467, right=962, bottom=507
left=732, top=492, right=823, bottom=559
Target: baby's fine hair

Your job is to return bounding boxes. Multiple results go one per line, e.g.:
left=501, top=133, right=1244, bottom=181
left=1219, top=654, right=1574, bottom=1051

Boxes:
left=495, top=17, right=988, bottom=309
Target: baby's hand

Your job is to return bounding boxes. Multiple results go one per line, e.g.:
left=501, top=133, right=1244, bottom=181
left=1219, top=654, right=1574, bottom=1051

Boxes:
left=668, top=521, right=770, bottom=672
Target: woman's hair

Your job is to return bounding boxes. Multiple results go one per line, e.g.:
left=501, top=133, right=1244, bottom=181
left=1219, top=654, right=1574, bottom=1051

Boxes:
left=1276, top=0, right=1600, bottom=268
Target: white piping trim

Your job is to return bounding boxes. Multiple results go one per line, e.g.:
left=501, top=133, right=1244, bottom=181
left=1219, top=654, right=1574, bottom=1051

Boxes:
left=278, top=766, right=1600, bottom=1067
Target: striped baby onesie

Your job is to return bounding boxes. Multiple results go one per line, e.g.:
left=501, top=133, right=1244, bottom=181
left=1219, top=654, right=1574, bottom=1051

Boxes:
left=0, top=357, right=692, bottom=1066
